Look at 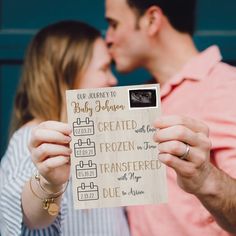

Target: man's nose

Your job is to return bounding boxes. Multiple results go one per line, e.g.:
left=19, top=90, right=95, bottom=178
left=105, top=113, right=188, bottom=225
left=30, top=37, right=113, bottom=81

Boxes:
left=105, top=29, right=113, bottom=48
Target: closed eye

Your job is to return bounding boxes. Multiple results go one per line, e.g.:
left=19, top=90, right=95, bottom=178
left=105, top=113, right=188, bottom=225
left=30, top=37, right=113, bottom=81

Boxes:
left=106, top=18, right=118, bottom=30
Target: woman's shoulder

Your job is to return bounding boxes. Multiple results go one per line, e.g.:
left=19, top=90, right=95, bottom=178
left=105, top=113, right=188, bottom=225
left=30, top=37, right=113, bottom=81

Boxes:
left=1, top=124, right=37, bottom=173
left=11, top=125, right=34, bottom=142
left=4, top=123, right=37, bottom=157
left=11, top=120, right=40, bottom=141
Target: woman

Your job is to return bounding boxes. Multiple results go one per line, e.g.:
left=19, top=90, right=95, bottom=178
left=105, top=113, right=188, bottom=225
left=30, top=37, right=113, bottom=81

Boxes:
left=0, top=20, right=130, bottom=236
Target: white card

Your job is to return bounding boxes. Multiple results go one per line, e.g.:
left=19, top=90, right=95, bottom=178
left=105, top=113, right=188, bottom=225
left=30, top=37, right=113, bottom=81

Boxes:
left=66, top=84, right=167, bottom=209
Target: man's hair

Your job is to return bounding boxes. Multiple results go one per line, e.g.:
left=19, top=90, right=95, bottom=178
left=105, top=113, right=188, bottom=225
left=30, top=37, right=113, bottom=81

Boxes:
left=127, top=0, right=196, bottom=35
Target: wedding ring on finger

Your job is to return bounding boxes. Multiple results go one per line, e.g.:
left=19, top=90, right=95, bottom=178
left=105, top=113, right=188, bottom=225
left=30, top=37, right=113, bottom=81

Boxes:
left=179, top=143, right=190, bottom=161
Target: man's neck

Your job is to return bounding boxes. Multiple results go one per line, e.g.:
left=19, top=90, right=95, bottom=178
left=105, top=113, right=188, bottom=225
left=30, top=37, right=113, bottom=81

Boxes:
left=146, top=31, right=199, bottom=86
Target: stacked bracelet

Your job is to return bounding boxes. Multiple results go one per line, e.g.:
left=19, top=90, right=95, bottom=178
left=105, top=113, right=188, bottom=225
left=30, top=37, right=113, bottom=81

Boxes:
left=34, top=172, right=68, bottom=196
left=29, top=173, right=69, bottom=216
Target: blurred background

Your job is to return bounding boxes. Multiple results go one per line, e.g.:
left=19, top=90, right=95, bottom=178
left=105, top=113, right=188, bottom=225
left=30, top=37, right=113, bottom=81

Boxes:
left=1, top=0, right=236, bottom=158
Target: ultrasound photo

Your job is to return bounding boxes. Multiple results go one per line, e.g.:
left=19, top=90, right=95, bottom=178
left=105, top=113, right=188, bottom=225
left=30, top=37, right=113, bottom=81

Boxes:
left=129, top=88, right=157, bottom=108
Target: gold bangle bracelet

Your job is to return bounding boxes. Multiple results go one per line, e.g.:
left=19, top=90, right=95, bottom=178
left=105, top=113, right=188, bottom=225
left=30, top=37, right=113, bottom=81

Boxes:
left=29, top=176, right=64, bottom=216
left=34, top=172, right=68, bottom=197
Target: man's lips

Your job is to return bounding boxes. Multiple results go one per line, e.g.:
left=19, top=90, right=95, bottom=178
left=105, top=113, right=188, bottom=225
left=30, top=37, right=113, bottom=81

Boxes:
left=110, top=52, right=117, bottom=63
left=108, top=49, right=114, bottom=57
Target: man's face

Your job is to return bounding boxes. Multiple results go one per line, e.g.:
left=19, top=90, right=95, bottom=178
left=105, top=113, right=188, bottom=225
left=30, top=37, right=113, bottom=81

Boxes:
left=105, top=0, right=148, bottom=73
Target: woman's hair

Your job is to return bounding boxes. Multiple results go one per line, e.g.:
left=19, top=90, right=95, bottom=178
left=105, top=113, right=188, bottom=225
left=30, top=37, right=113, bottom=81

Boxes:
left=11, top=20, right=101, bottom=133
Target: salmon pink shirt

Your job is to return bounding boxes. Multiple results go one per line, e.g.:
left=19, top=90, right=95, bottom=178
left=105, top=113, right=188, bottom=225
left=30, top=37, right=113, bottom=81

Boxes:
left=127, top=46, right=236, bottom=236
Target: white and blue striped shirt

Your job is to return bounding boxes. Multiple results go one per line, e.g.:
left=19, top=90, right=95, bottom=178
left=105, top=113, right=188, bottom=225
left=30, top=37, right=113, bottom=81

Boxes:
left=0, top=126, right=130, bottom=236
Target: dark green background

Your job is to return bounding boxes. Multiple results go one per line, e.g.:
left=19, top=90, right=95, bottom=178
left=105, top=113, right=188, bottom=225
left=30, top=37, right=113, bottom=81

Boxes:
left=1, top=0, right=236, bottom=158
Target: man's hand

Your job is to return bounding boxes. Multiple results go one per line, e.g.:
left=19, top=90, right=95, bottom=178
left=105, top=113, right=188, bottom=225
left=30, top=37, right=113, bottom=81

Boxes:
left=153, top=115, right=212, bottom=194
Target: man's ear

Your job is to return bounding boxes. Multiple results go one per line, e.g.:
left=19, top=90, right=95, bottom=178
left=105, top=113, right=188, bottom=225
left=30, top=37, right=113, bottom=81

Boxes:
left=143, top=6, right=162, bottom=36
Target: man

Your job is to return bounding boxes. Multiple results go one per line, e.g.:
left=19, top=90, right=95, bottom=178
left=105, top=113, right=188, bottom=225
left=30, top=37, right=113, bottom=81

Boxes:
left=105, top=0, right=236, bottom=235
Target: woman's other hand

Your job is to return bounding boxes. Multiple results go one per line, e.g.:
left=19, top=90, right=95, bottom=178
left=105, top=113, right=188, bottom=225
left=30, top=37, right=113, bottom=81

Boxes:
left=29, top=121, right=72, bottom=190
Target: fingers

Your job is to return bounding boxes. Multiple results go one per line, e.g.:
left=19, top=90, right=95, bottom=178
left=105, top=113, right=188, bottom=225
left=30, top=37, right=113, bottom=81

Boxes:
left=31, top=143, right=72, bottom=163
left=28, top=121, right=72, bottom=186
left=153, top=115, right=212, bottom=193
left=37, top=155, right=71, bottom=186
left=29, top=121, right=72, bottom=148
left=154, top=125, right=197, bottom=146
left=29, top=120, right=72, bottom=168
left=153, top=115, right=209, bottom=136
left=158, top=153, right=197, bottom=178
left=153, top=115, right=211, bottom=166
left=158, top=140, right=188, bottom=158
left=37, top=156, right=70, bottom=174
left=158, top=141, right=209, bottom=165
left=154, top=125, right=211, bottom=148
left=39, top=120, right=72, bottom=135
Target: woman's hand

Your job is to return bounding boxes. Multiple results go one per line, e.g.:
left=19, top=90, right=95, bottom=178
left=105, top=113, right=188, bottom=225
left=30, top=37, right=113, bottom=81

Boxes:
left=29, top=121, right=72, bottom=189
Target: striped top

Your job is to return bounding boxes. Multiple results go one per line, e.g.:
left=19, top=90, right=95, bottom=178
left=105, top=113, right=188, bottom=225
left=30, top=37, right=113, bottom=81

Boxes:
left=0, top=126, right=130, bottom=236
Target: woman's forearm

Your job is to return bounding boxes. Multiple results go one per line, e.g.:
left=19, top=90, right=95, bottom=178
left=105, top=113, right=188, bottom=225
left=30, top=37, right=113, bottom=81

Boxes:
left=21, top=177, right=63, bottom=229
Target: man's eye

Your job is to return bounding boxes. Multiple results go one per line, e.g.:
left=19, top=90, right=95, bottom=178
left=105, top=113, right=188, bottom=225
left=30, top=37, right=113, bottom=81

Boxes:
left=110, top=22, right=118, bottom=29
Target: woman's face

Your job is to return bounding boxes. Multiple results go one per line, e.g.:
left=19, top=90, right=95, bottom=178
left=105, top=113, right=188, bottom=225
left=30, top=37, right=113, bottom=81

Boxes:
left=76, top=38, right=117, bottom=89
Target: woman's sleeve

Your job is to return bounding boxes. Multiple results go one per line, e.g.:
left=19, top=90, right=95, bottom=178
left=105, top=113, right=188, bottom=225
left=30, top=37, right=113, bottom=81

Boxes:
left=0, top=127, right=67, bottom=236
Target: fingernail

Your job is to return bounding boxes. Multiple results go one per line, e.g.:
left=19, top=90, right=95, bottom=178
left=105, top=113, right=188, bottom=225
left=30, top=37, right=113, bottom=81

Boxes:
left=158, top=155, right=165, bottom=162
left=66, top=136, right=72, bottom=142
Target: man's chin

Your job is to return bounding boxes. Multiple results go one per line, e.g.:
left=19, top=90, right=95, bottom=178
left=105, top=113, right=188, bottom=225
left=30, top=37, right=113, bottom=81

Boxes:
left=115, top=63, right=134, bottom=74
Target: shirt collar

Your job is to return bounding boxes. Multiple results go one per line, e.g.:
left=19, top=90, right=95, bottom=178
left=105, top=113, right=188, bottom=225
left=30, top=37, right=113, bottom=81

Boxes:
left=161, top=45, right=222, bottom=97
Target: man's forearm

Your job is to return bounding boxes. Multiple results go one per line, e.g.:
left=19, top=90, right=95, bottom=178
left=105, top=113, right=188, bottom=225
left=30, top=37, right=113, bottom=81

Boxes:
left=196, top=165, right=236, bottom=234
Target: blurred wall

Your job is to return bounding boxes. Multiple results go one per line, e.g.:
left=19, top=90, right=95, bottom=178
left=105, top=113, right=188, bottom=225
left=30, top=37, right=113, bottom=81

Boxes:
left=1, top=0, right=236, bottom=158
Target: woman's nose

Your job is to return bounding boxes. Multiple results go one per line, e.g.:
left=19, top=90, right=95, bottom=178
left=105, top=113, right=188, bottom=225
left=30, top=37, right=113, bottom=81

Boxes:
left=108, top=73, right=118, bottom=86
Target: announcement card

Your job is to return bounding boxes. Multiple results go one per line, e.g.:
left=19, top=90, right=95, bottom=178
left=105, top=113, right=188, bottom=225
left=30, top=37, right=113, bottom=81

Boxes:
left=66, top=84, right=167, bottom=209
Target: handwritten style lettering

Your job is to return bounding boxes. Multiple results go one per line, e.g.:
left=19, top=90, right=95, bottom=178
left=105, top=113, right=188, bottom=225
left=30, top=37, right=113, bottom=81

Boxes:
left=95, top=100, right=125, bottom=112
left=71, top=101, right=93, bottom=116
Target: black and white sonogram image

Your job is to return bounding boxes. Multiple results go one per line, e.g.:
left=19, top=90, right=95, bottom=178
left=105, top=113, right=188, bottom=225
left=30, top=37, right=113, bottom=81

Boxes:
left=129, top=88, right=157, bottom=108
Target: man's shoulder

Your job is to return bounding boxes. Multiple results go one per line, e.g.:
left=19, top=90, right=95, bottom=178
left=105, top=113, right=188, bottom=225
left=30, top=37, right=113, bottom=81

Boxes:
left=209, top=61, right=236, bottom=84
left=215, top=61, right=236, bottom=76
